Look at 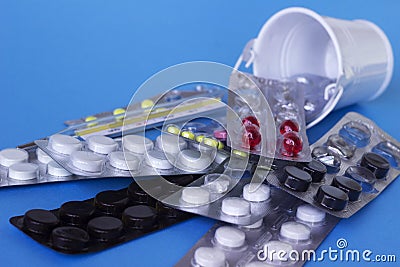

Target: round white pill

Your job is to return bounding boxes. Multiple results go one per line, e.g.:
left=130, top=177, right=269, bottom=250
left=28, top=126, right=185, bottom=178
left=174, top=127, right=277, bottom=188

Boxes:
left=245, top=261, right=274, bottom=267
left=194, top=247, right=226, bottom=267
left=145, top=150, right=173, bottom=170
left=123, top=135, right=153, bottom=154
left=0, top=148, right=29, bottom=167
left=48, top=134, right=82, bottom=155
left=280, top=221, right=311, bottom=241
left=176, top=149, right=212, bottom=171
left=263, top=240, right=293, bottom=262
left=243, top=219, right=263, bottom=229
left=221, top=197, right=250, bottom=216
left=243, top=184, right=271, bottom=202
left=47, top=160, right=72, bottom=177
left=108, top=151, right=141, bottom=171
left=70, top=151, right=104, bottom=172
left=214, top=226, right=246, bottom=248
left=87, top=135, right=118, bottom=154
left=181, top=187, right=210, bottom=205
left=36, top=148, right=52, bottom=164
left=296, top=204, right=326, bottom=223
left=8, top=163, right=38, bottom=180
left=156, top=134, right=187, bottom=155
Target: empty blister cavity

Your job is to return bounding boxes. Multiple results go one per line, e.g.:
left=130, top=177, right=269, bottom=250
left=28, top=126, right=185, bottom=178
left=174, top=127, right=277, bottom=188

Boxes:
left=339, top=121, right=371, bottom=147
left=123, top=135, right=154, bottom=155
left=47, top=161, right=72, bottom=177
left=278, top=166, right=312, bottom=192
left=263, top=240, right=294, bottom=263
left=312, top=147, right=341, bottom=173
left=214, top=226, right=246, bottom=249
left=0, top=148, right=29, bottom=167
left=221, top=197, right=250, bottom=217
left=279, top=221, right=311, bottom=243
left=372, top=141, right=400, bottom=167
left=193, top=247, right=227, bottom=267
left=145, top=150, right=173, bottom=170
left=70, top=151, right=104, bottom=172
left=8, top=163, right=39, bottom=180
left=203, top=174, right=231, bottom=194
left=296, top=204, right=325, bottom=224
left=243, top=184, right=271, bottom=202
left=176, top=149, right=213, bottom=172
left=344, top=166, right=376, bottom=192
left=360, top=152, right=390, bottom=179
left=331, top=176, right=362, bottom=201
left=108, top=151, right=141, bottom=171
left=326, top=134, right=356, bottom=159
left=87, top=135, right=118, bottom=154
left=156, top=134, right=187, bottom=155
left=181, top=187, right=210, bottom=206
left=48, top=134, right=82, bottom=155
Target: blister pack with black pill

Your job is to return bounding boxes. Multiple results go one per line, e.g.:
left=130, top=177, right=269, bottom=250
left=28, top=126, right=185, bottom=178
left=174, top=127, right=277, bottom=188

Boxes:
left=267, top=112, right=400, bottom=218
left=35, top=133, right=221, bottom=177
left=9, top=174, right=200, bottom=254
left=175, top=193, right=340, bottom=267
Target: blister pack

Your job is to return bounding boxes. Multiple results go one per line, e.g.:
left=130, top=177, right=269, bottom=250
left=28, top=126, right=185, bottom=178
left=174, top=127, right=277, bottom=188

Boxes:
left=0, top=144, right=77, bottom=187
left=9, top=174, right=201, bottom=254
left=35, top=133, right=223, bottom=177
left=175, top=192, right=340, bottom=267
left=227, top=71, right=311, bottom=162
left=267, top=112, right=400, bottom=218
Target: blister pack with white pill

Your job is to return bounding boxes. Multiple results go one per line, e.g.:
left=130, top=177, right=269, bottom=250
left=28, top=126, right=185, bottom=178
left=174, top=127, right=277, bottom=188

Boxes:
left=35, top=133, right=221, bottom=178
left=227, top=71, right=311, bottom=162
left=175, top=193, right=340, bottom=267
left=267, top=112, right=400, bottom=218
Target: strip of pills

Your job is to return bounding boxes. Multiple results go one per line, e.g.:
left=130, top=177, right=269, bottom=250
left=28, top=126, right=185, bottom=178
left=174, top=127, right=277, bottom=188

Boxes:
left=35, top=133, right=223, bottom=177
left=267, top=112, right=400, bottom=218
left=175, top=194, right=340, bottom=267
left=9, top=174, right=200, bottom=254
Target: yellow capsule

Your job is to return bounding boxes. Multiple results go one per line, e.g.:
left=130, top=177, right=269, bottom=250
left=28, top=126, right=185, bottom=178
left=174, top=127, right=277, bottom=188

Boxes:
left=195, top=134, right=205, bottom=143
left=232, top=149, right=248, bottom=158
left=203, top=137, right=218, bottom=148
left=85, top=116, right=98, bottom=127
left=141, top=99, right=154, bottom=109
left=217, top=141, right=224, bottom=150
left=113, top=108, right=126, bottom=116
left=166, top=125, right=180, bottom=135
left=181, top=131, right=195, bottom=140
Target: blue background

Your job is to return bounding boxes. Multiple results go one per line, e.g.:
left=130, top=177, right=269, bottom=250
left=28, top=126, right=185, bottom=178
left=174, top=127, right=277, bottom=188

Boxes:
left=0, top=1, right=399, bottom=266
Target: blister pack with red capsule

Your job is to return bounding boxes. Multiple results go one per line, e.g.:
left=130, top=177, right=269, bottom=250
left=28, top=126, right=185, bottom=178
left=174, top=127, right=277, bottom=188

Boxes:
left=267, top=112, right=400, bottom=218
left=227, top=71, right=311, bottom=162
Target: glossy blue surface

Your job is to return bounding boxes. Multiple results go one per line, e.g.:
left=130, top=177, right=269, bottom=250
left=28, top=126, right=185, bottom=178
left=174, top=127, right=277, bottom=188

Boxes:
left=0, top=1, right=399, bottom=266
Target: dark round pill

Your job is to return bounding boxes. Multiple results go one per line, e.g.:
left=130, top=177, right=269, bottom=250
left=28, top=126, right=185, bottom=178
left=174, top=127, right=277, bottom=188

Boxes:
left=59, top=201, right=95, bottom=226
left=127, top=182, right=156, bottom=206
left=331, top=176, right=362, bottom=201
left=51, top=226, right=89, bottom=252
left=344, top=166, right=376, bottom=192
left=95, top=190, right=129, bottom=216
left=279, top=166, right=312, bottom=192
left=360, top=152, right=390, bottom=179
left=315, top=185, right=348, bottom=211
left=312, top=146, right=341, bottom=173
left=300, top=159, right=327, bottom=183
left=23, top=209, right=59, bottom=235
left=87, top=216, right=123, bottom=241
left=122, top=205, right=157, bottom=231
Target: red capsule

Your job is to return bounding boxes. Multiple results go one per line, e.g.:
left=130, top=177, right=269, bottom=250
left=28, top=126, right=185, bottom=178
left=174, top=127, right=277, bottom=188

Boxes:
left=242, top=125, right=261, bottom=150
left=242, top=116, right=260, bottom=127
left=279, top=119, right=299, bottom=134
left=282, top=132, right=303, bottom=156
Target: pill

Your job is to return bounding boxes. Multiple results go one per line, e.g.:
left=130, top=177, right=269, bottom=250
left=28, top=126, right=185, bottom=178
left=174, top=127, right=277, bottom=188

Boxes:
left=155, top=134, right=187, bottom=155
left=176, top=149, right=212, bottom=171
left=70, top=151, right=104, bottom=172
left=123, top=135, right=154, bottom=155
left=263, top=240, right=293, bottom=262
left=85, top=116, right=98, bottom=127
left=113, top=108, right=126, bottom=116
left=232, top=149, right=249, bottom=158
left=360, top=152, right=390, bottom=179
left=280, top=221, right=311, bottom=241
left=48, top=134, right=82, bottom=155
left=122, top=205, right=157, bottom=231
left=279, top=119, right=299, bottom=134
left=181, top=187, right=210, bottom=205
left=0, top=148, right=29, bottom=167
left=344, top=166, right=376, bottom=192
left=296, top=204, right=326, bottom=223
left=282, top=131, right=303, bottom=156
left=202, top=137, right=219, bottom=148
left=108, top=151, right=141, bottom=171
left=95, top=190, right=129, bottom=216
left=278, top=166, right=312, bottom=192
left=300, top=159, right=327, bottom=183
left=87, top=135, right=118, bottom=154
left=242, top=124, right=261, bottom=150
left=8, top=163, right=38, bottom=180
left=194, top=247, right=226, bottom=267
left=36, top=148, right=52, bottom=164
left=127, top=182, right=157, bottom=206
left=242, top=116, right=260, bottom=127
left=331, top=176, right=362, bottom=201
left=315, top=185, right=348, bottom=211
left=214, top=226, right=246, bottom=248
left=141, top=99, right=154, bottom=109
left=145, top=150, right=173, bottom=170
left=213, top=129, right=227, bottom=140
left=23, top=209, right=59, bottom=235
left=87, top=216, right=123, bottom=241
left=180, top=130, right=195, bottom=140
left=243, top=184, right=271, bottom=202
left=242, top=219, right=263, bottom=229
left=59, top=201, right=95, bottom=227
left=166, top=124, right=180, bottom=135
left=221, top=197, right=250, bottom=216
left=203, top=173, right=231, bottom=194
left=47, top=160, right=72, bottom=177
left=51, top=226, right=90, bottom=252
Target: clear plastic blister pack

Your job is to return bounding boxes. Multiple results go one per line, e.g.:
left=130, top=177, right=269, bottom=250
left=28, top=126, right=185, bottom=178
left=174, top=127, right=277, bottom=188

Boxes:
left=227, top=71, right=311, bottom=162
left=175, top=193, right=340, bottom=267
left=35, top=133, right=221, bottom=178
left=267, top=112, right=400, bottom=218
left=9, top=175, right=201, bottom=254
